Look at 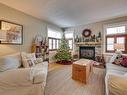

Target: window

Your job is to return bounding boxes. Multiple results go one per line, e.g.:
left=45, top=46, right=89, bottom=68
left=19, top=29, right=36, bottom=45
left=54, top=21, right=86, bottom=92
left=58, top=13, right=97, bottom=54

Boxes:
left=48, top=28, right=62, bottom=39
left=65, top=32, right=74, bottom=50
left=49, top=39, right=52, bottom=49
left=65, top=32, right=73, bottom=39
left=105, top=25, right=127, bottom=52
left=48, top=28, right=62, bottom=50
left=68, top=39, right=73, bottom=49
left=48, top=38, right=61, bottom=50
left=106, top=26, right=125, bottom=35
left=107, top=38, right=114, bottom=51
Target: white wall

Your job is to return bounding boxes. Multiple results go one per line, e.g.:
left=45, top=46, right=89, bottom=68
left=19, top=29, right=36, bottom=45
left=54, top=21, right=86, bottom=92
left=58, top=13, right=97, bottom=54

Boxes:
left=0, top=3, right=62, bottom=56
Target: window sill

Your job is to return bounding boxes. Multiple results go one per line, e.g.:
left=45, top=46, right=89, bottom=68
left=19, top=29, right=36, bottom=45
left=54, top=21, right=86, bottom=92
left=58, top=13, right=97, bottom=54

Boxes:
left=103, top=53, right=114, bottom=56
left=103, top=52, right=127, bottom=56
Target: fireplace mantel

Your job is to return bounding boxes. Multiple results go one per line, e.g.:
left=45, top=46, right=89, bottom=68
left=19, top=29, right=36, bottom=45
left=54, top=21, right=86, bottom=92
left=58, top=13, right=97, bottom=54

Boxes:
left=75, top=42, right=101, bottom=46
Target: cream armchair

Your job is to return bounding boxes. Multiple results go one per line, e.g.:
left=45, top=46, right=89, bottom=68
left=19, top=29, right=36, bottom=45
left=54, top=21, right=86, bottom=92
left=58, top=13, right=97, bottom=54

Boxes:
left=0, top=53, right=48, bottom=95
left=107, top=74, right=127, bottom=95
left=105, top=53, right=127, bottom=95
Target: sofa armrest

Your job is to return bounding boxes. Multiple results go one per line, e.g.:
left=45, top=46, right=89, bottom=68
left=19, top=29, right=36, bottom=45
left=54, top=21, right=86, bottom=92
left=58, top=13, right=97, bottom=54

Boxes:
left=33, top=70, right=48, bottom=84
left=0, top=68, right=33, bottom=87
left=108, top=74, right=127, bottom=95
left=31, top=62, right=48, bottom=84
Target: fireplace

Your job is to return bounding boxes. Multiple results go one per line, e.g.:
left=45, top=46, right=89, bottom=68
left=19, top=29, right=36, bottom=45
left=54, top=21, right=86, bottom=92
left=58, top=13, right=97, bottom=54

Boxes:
left=79, top=46, right=95, bottom=60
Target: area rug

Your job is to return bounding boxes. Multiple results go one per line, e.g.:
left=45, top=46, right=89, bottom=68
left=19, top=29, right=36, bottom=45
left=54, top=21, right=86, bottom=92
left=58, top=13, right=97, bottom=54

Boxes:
left=45, top=64, right=105, bottom=95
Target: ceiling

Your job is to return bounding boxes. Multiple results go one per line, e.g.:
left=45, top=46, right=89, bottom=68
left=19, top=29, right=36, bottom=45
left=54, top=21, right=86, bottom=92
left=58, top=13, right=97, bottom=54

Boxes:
left=0, top=0, right=127, bottom=28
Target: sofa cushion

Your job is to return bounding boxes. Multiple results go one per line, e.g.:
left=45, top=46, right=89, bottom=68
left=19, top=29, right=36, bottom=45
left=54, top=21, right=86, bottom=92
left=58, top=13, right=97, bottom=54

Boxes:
left=106, top=63, right=127, bottom=72
left=0, top=53, right=21, bottom=72
left=0, top=68, right=33, bottom=87
left=106, top=69, right=126, bottom=76
left=123, top=73, right=127, bottom=78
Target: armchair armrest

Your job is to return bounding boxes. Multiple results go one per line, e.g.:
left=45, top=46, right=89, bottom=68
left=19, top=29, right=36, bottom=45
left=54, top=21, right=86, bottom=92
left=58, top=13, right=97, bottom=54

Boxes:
left=108, top=74, right=127, bottom=95
left=0, top=68, right=33, bottom=87
left=31, top=62, right=48, bottom=84
left=0, top=62, right=48, bottom=91
left=33, top=70, right=48, bottom=84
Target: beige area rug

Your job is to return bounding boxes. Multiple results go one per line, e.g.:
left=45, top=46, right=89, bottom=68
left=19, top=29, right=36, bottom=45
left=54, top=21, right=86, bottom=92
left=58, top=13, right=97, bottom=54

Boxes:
left=45, top=64, right=105, bottom=95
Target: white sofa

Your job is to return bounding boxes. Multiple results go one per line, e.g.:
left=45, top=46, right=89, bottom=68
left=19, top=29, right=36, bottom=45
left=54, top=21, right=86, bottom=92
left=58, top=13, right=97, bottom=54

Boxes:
left=105, top=54, right=127, bottom=95
left=0, top=53, right=48, bottom=95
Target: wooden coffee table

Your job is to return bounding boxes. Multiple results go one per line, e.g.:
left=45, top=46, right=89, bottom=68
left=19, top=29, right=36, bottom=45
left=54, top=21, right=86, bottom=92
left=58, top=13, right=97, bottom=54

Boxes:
left=72, top=59, right=93, bottom=84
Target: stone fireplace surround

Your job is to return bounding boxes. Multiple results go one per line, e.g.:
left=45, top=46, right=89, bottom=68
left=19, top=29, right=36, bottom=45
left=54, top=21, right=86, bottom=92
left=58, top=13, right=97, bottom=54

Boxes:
left=74, top=44, right=102, bottom=61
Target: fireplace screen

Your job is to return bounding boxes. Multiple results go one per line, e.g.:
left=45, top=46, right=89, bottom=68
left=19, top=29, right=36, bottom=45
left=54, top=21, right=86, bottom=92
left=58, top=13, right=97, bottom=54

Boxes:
left=79, top=46, right=95, bottom=60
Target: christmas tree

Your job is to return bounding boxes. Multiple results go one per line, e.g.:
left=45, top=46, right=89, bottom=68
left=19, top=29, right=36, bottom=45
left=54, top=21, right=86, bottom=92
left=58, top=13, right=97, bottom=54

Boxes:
left=54, top=34, right=72, bottom=64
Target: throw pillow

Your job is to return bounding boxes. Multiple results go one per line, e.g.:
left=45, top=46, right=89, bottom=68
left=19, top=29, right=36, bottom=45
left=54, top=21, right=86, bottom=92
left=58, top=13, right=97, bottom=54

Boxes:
left=109, top=53, right=118, bottom=63
left=26, top=53, right=38, bottom=64
left=36, top=58, right=43, bottom=63
left=112, top=55, right=123, bottom=65
left=109, top=51, right=123, bottom=63
left=21, top=52, right=37, bottom=68
left=0, top=54, right=21, bottom=72
left=120, top=56, right=127, bottom=67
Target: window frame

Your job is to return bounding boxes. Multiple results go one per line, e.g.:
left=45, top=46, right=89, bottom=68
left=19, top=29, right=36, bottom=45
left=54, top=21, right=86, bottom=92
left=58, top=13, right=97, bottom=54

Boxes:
left=48, top=37, right=61, bottom=51
left=66, top=38, right=73, bottom=50
left=48, top=38, right=73, bottom=51
left=106, top=26, right=126, bottom=35
left=105, top=34, right=127, bottom=53
left=48, top=28, right=62, bottom=39
left=104, top=22, right=127, bottom=54
left=64, top=31, right=74, bottom=50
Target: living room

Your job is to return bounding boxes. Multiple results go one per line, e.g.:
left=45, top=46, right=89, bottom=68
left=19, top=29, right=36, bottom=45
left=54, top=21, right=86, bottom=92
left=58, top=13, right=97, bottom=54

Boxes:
left=0, top=0, right=127, bottom=95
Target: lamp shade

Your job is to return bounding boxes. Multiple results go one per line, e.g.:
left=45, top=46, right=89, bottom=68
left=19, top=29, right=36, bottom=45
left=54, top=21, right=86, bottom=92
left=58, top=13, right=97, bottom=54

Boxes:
left=114, top=43, right=125, bottom=50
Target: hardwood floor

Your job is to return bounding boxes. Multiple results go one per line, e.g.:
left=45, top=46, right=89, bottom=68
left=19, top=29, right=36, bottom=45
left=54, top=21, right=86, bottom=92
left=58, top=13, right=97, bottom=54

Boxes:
left=45, top=63, right=105, bottom=95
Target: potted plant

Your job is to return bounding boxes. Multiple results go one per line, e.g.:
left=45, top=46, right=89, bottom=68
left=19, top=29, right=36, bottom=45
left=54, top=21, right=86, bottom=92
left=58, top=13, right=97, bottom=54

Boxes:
left=54, top=35, right=72, bottom=65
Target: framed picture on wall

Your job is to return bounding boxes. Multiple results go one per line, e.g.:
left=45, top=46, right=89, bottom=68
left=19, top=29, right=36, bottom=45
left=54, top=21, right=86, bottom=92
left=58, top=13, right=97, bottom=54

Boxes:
left=0, top=20, right=23, bottom=44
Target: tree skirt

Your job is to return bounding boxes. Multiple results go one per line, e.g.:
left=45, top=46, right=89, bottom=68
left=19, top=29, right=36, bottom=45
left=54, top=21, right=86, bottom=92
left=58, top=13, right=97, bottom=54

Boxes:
left=56, top=60, right=72, bottom=65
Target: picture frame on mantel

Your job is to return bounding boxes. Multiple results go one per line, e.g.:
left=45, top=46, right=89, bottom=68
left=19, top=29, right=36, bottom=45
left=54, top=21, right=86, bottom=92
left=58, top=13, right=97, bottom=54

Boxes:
left=0, top=20, right=23, bottom=45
